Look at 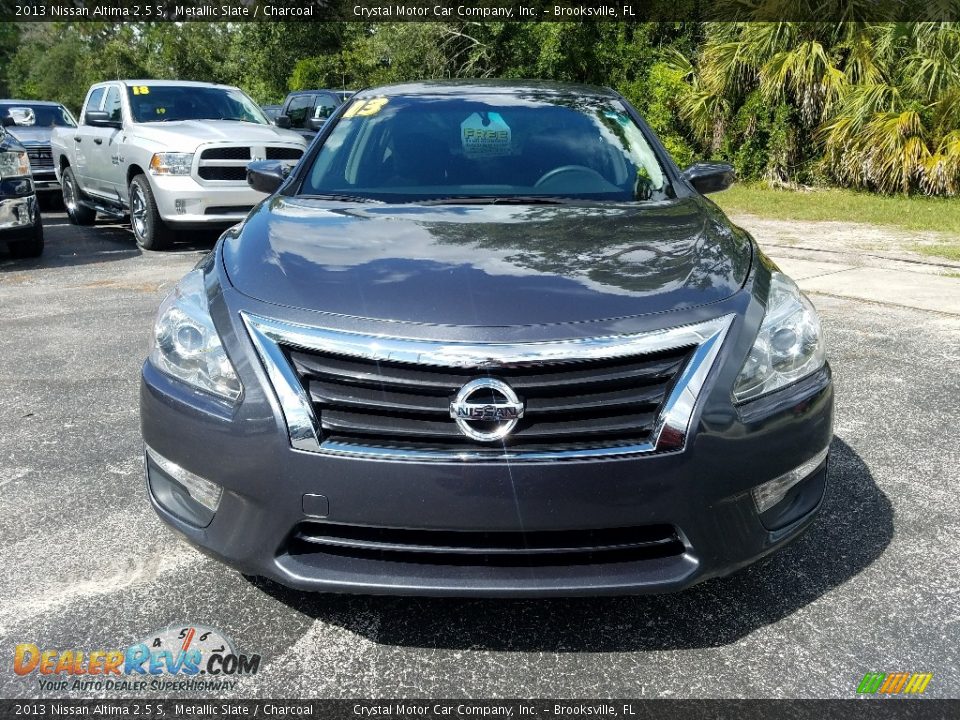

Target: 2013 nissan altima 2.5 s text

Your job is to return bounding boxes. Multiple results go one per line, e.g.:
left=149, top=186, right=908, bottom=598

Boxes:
left=139, top=81, right=834, bottom=596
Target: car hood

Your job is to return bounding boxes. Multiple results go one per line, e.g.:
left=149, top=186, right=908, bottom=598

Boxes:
left=222, top=197, right=752, bottom=327
left=129, top=120, right=305, bottom=147
left=6, top=126, right=54, bottom=145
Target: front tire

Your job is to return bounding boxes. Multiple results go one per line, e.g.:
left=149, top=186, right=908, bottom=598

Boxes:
left=61, top=167, right=96, bottom=226
left=129, top=174, right=174, bottom=251
left=8, top=217, right=44, bottom=259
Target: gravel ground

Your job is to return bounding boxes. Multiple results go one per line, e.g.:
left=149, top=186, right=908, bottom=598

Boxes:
left=0, top=212, right=958, bottom=699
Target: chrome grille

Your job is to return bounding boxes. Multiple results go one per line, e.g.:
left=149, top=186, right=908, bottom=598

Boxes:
left=26, top=145, right=53, bottom=171
left=289, top=349, right=690, bottom=452
left=195, top=144, right=302, bottom=184
left=243, top=313, right=734, bottom=461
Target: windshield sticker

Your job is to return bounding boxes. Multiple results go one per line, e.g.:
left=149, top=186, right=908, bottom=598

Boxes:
left=343, top=97, right=388, bottom=119
left=132, top=86, right=151, bottom=96
left=460, top=112, right=512, bottom=158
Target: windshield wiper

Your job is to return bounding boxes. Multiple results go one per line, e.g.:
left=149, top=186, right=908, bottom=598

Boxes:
left=299, top=193, right=382, bottom=203
left=422, top=195, right=574, bottom=206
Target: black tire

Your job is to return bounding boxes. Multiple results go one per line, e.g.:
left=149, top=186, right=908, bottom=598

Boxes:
left=8, top=218, right=44, bottom=259
left=129, top=174, right=174, bottom=251
left=61, top=166, right=96, bottom=226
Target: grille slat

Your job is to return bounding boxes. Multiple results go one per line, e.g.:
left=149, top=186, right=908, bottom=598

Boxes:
left=290, top=352, right=685, bottom=393
left=287, top=344, right=691, bottom=451
left=309, top=381, right=448, bottom=415
left=321, top=408, right=656, bottom=441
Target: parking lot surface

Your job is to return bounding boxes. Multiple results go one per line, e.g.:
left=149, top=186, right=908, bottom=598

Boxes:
left=1, top=212, right=958, bottom=698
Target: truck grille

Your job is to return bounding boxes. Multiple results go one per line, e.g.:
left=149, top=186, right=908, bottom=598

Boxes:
left=287, top=348, right=692, bottom=453
left=196, top=145, right=303, bottom=183
left=25, top=145, right=53, bottom=171
left=290, top=521, right=685, bottom=566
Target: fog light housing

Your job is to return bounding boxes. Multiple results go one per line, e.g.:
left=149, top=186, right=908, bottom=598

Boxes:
left=753, top=447, right=829, bottom=529
left=175, top=199, right=186, bottom=215
left=145, top=446, right=222, bottom=528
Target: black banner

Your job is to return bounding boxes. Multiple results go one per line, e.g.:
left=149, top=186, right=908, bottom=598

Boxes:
left=1, top=0, right=958, bottom=22
left=0, top=700, right=956, bottom=720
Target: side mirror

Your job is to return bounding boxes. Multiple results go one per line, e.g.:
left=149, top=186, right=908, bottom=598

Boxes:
left=275, top=115, right=292, bottom=129
left=85, top=110, right=120, bottom=128
left=1, top=116, right=14, bottom=127
left=306, top=117, right=326, bottom=131
left=682, top=162, right=735, bottom=195
left=247, top=160, right=290, bottom=195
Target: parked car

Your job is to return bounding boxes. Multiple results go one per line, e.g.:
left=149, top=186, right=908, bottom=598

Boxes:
left=260, top=104, right=282, bottom=124
left=274, top=89, right=343, bottom=140
left=140, top=81, right=833, bottom=596
left=333, top=90, right=356, bottom=104
left=0, top=100, right=77, bottom=202
left=0, top=124, right=43, bottom=258
left=50, top=80, right=307, bottom=250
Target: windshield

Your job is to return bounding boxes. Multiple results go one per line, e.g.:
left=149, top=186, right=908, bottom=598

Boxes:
left=299, top=93, right=671, bottom=203
left=0, top=103, right=76, bottom=128
left=126, top=85, right=268, bottom=124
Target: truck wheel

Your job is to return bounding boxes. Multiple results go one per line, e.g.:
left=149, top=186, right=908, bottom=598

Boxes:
left=61, top=167, right=96, bottom=226
left=8, top=217, right=44, bottom=259
left=129, top=174, right=174, bottom=251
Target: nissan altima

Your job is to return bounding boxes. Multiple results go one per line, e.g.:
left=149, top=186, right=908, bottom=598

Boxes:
left=139, top=81, right=834, bottom=596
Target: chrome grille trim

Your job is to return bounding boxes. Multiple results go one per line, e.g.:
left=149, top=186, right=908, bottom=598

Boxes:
left=242, top=312, right=734, bottom=461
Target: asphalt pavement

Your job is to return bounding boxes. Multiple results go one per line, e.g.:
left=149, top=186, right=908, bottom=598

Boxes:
left=0, top=211, right=958, bottom=699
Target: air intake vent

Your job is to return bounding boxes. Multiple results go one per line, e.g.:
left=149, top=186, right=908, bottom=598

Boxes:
left=290, top=522, right=685, bottom=566
left=200, top=146, right=250, bottom=160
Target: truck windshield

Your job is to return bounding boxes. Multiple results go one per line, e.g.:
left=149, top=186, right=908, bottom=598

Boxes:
left=299, top=93, right=672, bottom=203
left=0, top=103, right=76, bottom=128
left=127, top=85, right=268, bottom=124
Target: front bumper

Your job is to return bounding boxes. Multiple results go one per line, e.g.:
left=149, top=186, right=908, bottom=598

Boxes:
left=31, top=171, right=60, bottom=194
left=0, top=191, right=38, bottom=237
left=140, top=278, right=835, bottom=596
left=150, top=174, right=266, bottom=225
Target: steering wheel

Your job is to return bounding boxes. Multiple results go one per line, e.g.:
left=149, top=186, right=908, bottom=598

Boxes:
left=534, top=164, right=607, bottom=190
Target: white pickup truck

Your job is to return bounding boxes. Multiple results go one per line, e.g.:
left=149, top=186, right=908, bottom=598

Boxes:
left=51, top=80, right=306, bottom=250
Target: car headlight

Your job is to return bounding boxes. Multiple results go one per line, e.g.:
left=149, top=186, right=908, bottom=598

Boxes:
left=149, top=152, right=194, bottom=176
left=150, top=270, right=242, bottom=402
left=734, top=272, right=826, bottom=402
left=0, top=150, right=30, bottom=180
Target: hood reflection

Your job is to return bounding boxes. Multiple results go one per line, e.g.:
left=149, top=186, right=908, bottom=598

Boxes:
left=223, top=197, right=751, bottom=327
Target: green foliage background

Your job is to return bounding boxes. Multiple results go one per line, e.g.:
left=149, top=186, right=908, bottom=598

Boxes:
left=2, top=21, right=958, bottom=196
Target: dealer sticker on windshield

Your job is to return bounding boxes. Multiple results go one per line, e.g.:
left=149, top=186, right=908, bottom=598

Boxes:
left=460, top=112, right=512, bottom=158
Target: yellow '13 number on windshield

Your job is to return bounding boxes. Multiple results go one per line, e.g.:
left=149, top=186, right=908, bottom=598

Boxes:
left=343, top=97, right=388, bottom=118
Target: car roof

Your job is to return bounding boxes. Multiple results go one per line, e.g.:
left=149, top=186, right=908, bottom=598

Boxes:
left=0, top=99, right=65, bottom=106
left=353, top=80, right=620, bottom=100
left=287, top=89, right=342, bottom=96
left=95, top=80, right=239, bottom=89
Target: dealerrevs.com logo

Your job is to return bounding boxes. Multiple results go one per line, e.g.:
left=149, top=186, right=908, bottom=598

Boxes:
left=857, top=672, right=933, bottom=695
left=13, top=624, right=260, bottom=693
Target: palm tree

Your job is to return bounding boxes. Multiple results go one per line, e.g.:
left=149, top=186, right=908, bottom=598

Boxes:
left=671, top=21, right=960, bottom=195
